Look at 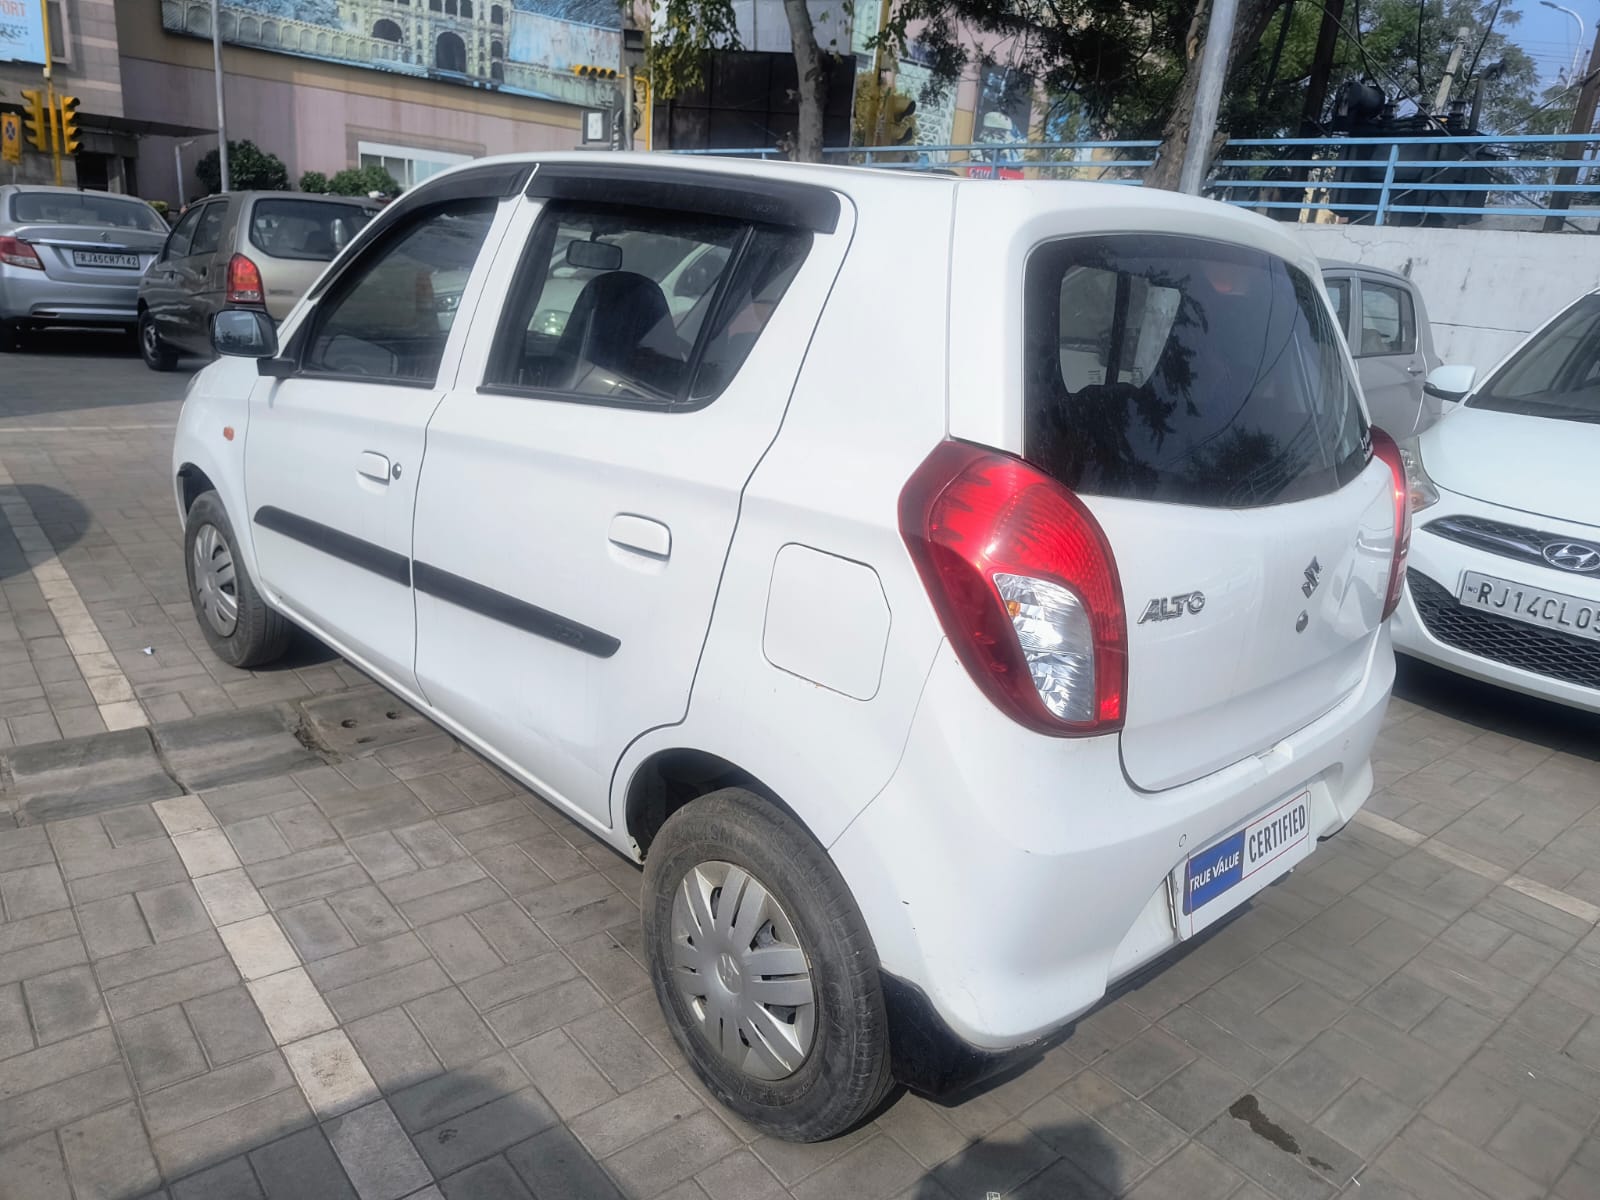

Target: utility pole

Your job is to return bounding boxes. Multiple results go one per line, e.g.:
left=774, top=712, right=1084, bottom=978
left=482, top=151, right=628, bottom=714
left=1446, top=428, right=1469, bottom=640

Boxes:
left=210, top=0, right=230, bottom=191
left=1179, top=0, right=1240, bottom=194
left=1545, top=23, right=1600, bottom=231
left=1431, top=27, right=1471, bottom=114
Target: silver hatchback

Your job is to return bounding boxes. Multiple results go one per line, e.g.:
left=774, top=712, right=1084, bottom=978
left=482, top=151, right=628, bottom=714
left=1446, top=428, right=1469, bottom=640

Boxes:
left=0, top=185, right=169, bottom=351
left=137, top=191, right=377, bottom=370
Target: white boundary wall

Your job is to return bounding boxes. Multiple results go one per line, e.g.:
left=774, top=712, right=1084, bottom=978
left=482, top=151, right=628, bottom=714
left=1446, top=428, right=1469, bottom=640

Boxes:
left=1294, top=223, right=1600, bottom=372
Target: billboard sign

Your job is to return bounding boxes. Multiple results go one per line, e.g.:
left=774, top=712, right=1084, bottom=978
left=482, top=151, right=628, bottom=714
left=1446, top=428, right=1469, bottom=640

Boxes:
left=162, top=0, right=622, bottom=109
left=0, top=0, right=46, bottom=65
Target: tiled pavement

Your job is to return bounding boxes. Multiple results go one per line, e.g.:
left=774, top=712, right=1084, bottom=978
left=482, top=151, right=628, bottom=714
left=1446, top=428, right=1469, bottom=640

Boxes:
left=0, top=338, right=1598, bottom=1199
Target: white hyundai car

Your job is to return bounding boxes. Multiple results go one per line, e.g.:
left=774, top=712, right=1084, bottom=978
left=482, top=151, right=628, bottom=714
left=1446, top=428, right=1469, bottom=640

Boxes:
left=1392, top=294, right=1600, bottom=713
left=172, top=154, right=1404, bottom=1141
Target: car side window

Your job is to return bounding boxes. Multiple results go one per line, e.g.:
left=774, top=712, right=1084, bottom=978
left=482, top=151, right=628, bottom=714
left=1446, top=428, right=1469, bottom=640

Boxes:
left=188, top=204, right=227, bottom=258
left=163, top=206, right=204, bottom=261
left=485, top=202, right=810, bottom=407
left=1323, top=277, right=1351, bottom=338
left=1358, top=280, right=1416, bottom=358
left=301, top=200, right=495, bottom=386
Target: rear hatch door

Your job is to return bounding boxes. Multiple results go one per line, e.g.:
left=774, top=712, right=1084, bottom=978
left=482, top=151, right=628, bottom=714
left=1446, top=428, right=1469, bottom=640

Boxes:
left=243, top=196, right=375, bottom=321
left=1020, top=230, right=1394, bottom=791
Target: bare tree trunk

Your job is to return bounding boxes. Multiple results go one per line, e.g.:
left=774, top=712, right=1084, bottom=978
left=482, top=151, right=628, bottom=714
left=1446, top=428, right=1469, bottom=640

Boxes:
left=783, top=0, right=826, bottom=162
left=1146, top=0, right=1285, bottom=190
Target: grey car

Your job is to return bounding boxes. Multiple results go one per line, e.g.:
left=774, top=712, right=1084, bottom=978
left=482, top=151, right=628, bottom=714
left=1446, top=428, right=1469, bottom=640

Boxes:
left=138, top=191, right=377, bottom=370
left=0, top=185, right=169, bottom=351
left=1320, top=259, right=1442, bottom=436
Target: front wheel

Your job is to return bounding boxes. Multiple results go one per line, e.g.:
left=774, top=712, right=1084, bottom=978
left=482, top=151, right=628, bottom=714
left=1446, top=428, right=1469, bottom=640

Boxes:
left=184, top=490, right=292, bottom=668
left=642, top=789, right=892, bottom=1142
left=139, top=311, right=178, bottom=371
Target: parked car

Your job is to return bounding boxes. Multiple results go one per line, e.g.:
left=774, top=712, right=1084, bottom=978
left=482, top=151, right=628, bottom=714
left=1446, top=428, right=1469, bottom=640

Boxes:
left=0, top=185, right=169, bottom=351
left=138, top=190, right=377, bottom=370
left=1391, top=293, right=1600, bottom=713
left=173, top=155, right=1405, bottom=1141
left=1320, top=260, right=1442, bottom=436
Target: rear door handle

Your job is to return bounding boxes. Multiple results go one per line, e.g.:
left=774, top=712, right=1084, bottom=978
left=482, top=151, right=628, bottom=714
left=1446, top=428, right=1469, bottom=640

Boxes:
left=357, top=451, right=391, bottom=484
left=609, top=514, right=671, bottom=559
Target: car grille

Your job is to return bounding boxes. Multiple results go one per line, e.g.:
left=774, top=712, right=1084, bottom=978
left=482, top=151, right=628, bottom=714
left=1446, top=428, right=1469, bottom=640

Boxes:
left=1408, top=570, right=1600, bottom=691
left=1424, top=514, right=1600, bottom=575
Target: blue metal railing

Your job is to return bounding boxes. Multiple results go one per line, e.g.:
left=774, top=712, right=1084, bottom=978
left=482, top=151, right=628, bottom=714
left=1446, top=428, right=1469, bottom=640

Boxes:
left=672, top=133, right=1600, bottom=227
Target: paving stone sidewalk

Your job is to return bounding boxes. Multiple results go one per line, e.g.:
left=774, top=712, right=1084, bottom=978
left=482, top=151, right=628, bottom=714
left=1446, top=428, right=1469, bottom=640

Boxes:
left=0, top=686, right=1598, bottom=1200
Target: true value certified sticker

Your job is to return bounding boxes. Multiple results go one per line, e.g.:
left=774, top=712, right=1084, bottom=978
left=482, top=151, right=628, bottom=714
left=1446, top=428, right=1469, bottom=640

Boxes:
left=1183, top=791, right=1311, bottom=918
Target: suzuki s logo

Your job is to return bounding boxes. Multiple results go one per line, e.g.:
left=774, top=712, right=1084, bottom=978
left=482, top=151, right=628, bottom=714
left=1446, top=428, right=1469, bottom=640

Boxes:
left=1138, top=591, right=1206, bottom=624
left=1543, top=541, right=1600, bottom=574
left=1301, top=557, right=1323, bottom=598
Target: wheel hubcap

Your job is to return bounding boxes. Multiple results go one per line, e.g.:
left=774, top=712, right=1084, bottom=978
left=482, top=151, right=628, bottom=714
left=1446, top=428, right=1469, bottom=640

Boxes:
left=192, top=523, right=239, bottom=637
left=669, top=860, right=816, bottom=1081
left=141, top=320, right=158, bottom=358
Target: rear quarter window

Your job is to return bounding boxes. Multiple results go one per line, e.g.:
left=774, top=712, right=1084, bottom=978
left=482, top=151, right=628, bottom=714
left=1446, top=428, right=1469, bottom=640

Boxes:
left=1024, top=234, right=1368, bottom=508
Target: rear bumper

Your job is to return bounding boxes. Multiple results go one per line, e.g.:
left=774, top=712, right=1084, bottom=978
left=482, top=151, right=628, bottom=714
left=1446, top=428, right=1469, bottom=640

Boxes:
left=831, top=632, right=1392, bottom=1075
left=0, top=266, right=140, bottom=325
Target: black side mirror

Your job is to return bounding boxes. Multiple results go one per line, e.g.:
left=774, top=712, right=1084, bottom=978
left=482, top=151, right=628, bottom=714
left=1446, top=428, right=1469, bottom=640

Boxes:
left=212, top=309, right=279, bottom=360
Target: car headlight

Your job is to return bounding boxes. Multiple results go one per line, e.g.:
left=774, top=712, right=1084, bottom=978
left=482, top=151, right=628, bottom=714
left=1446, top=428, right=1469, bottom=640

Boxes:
left=1398, top=439, right=1439, bottom=512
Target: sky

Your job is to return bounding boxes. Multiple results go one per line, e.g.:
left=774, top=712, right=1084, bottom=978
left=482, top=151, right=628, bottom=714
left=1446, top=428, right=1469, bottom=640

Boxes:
left=1508, top=0, right=1598, bottom=88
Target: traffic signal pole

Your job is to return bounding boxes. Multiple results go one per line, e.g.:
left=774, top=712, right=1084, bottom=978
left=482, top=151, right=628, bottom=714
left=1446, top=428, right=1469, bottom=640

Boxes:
left=38, top=0, right=60, bottom=185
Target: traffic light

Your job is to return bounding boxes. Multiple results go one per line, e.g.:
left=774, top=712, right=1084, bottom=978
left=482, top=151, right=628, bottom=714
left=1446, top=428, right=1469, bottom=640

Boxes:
left=57, top=95, right=80, bottom=155
left=572, top=64, right=618, bottom=79
left=20, top=89, right=47, bottom=153
left=885, top=92, right=917, bottom=146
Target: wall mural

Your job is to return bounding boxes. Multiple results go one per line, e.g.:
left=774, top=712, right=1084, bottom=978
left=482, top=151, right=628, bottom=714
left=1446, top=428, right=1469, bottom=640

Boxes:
left=160, top=0, right=621, bottom=108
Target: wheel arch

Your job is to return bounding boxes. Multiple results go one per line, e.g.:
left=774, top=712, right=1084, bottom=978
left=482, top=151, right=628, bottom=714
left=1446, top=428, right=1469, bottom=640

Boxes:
left=623, top=748, right=818, bottom=861
left=176, top=462, right=216, bottom=515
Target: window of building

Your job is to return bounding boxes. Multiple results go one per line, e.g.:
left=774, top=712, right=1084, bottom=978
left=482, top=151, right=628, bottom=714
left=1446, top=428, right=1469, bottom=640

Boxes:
left=357, top=141, right=473, bottom=191
left=47, top=1, right=70, bottom=64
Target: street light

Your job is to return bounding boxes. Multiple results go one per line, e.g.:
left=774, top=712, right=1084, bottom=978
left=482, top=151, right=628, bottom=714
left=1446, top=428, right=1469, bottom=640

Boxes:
left=1541, top=1, right=1587, bottom=84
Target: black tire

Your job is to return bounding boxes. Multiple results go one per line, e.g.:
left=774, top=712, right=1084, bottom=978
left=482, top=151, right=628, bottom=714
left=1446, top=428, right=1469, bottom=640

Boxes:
left=184, top=490, right=292, bottom=668
left=0, top=319, right=25, bottom=353
left=643, top=789, right=892, bottom=1142
left=139, top=311, right=179, bottom=371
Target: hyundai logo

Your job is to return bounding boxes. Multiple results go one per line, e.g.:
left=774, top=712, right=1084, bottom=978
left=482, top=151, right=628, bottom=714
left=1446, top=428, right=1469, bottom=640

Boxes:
left=1543, top=541, right=1600, bottom=573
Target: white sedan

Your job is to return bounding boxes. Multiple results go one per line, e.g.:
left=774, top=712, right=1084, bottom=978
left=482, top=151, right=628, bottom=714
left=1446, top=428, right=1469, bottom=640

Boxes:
left=1391, top=291, right=1600, bottom=713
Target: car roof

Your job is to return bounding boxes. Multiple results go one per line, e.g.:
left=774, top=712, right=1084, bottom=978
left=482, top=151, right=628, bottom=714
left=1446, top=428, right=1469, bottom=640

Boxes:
left=419, top=151, right=1310, bottom=262
left=193, top=191, right=380, bottom=206
left=1318, top=257, right=1413, bottom=285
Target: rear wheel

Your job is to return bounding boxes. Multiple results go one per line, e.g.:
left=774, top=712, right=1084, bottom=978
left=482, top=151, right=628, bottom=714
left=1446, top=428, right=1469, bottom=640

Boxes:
left=139, top=311, right=179, bottom=371
left=184, top=490, right=291, bottom=668
left=642, top=789, right=892, bottom=1142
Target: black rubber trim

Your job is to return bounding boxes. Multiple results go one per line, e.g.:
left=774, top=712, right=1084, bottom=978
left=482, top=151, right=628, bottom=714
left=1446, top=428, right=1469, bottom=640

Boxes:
left=306, top=163, right=527, bottom=302
left=524, top=162, right=840, bottom=234
left=252, top=506, right=411, bottom=588
left=413, top=561, right=620, bottom=659
left=880, top=972, right=1045, bottom=1097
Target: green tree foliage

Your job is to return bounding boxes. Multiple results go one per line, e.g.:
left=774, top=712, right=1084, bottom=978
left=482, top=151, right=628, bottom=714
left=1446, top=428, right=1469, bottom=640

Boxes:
left=195, top=140, right=290, bottom=194
left=326, top=164, right=401, bottom=197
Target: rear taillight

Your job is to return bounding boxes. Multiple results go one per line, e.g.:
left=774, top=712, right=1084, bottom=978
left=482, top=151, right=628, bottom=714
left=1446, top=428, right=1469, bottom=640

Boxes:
left=1370, top=427, right=1411, bottom=621
left=0, top=236, right=42, bottom=270
left=226, top=254, right=264, bottom=304
left=900, top=440, right=1127, bottom=735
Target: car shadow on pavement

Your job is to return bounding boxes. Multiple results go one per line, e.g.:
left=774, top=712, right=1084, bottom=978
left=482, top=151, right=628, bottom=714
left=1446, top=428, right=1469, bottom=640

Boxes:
left=1395, top=654, right=1600, bottom=758
left=0, top=485, right=88, bottom=582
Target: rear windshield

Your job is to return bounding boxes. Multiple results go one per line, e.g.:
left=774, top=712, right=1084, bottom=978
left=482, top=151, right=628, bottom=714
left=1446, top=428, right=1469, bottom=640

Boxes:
left=249, top=199, right=372, bottom=262
left=1024, top=235, right=1368, bottom=508
left=9, top=191, right=166, bottom=233
left=1471, top=293, right=1600, bottom=423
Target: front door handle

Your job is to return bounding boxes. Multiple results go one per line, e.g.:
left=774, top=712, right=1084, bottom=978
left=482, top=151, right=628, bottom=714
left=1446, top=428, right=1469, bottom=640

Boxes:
left=1407, top=364, right=1424, bottom=375
left=357, top=451, right=391, bottom=484
left=609, top=513, right=671, bottom=559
